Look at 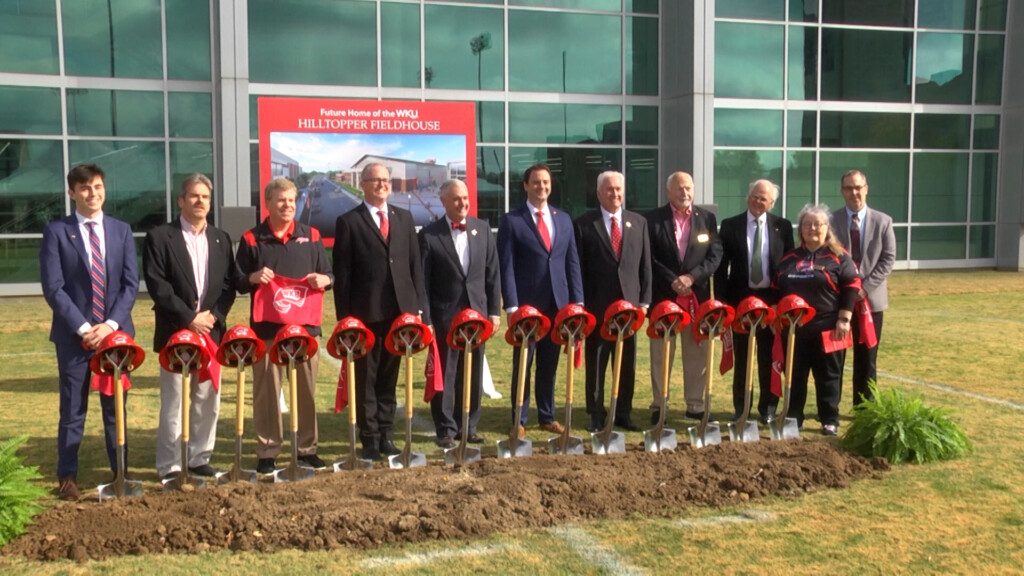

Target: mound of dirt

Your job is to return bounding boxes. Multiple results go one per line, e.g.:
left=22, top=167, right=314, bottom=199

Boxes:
left=5, top=440, right=887, bottom=562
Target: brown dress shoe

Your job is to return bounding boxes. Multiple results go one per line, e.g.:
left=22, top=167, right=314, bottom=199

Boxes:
left=538, top=421, right=564, bottom=434
left=58, top=476, right=80, bottom=501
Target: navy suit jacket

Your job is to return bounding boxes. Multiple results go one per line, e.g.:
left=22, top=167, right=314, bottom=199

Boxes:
left=40, top=214, right=138, bottom=354
left=419, top=216, right=501, bottom=332
left=497, top=203, right=584, bottom=317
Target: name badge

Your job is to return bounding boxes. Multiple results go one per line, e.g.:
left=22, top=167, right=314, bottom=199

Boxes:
left=697, top=233, right=709, bottom=243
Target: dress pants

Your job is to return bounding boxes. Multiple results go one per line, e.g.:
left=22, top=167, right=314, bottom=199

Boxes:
left=584, top=332, right=636, bottom=423
left=847, top=310, right=883, bottom=406
left=510, top=338, right=560, bottom=426
left=789, top=330, right=843, bottom=428
left=355, top=320, right=400, bottom=450
left=56, top=346, right=121, bottom=478
left=155, top=367, right=220, bottom=477
left=730, top=325, right=777, bottom=418
left=432, top=341, right=485, bottom=438
left=648, top=331, right=707, bottom=414
left=251, top=345, right=319, bottom=459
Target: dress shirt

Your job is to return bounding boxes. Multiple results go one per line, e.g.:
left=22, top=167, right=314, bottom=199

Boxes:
left=527, top=201, right=555, bottom=245
left=845, top=206, right=867, bottom=256
left=364, top=200, right=390, bottom=232
left=180, top=215, right=209, bottom=310
left=671, top=204, right=692, bottom=261
left=446, top=215, right=470, bottom=273
left=74, top=211, right=118, bottom=334
left=747, top=211, right=770, bottom=289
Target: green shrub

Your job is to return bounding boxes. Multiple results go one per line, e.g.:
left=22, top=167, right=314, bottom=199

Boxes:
left=841, top=381, right=972, bottom=464
left=0, top=435, right=47, bottom=546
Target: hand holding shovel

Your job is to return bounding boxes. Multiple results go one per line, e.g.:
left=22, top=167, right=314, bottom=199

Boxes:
left=268, top=325, right=319, bottom=482
left=384, top=314, right=433, bottom=469
left=90, top=332, right=146, bottom=502
left=444, top=309, right=495, bottom=466
left=215, top=325, right=265, bottom=485
left=643, top=301, right=691, bottom=453
left=728, top=297, right=775, bottom=444
left=497, top=306, right=551, bottom=459
left=327, top=317, right=375, bottom=472
left=593, top=300, right=646, bottom=456
left=770, top=295, right=816, bottom=441
left=159, top=330, right=212, bottom=491
left=688, top=299, right=735, bottom=448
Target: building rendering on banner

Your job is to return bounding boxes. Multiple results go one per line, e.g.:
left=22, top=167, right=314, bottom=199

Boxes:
left=0, top=0, right=1020, bottom=294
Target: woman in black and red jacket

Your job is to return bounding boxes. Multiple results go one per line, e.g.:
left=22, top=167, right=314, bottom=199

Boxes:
left=773, top=204, right=861, bottom=435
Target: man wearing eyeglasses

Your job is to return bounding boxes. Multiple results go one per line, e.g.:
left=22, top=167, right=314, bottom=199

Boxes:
left=831, top=170, right=895, bottom=407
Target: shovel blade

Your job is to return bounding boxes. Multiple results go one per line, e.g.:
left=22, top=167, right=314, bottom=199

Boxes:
left=97, top=478, right=143, bottom=502
left=216, top=467, right=259, bottom=485
left=591, top=431, right=626, bottom=455
left=444, top=445, right=482, bottom=465
left=162, top=475, right=206, bottom=492
left=728, top=421, right=761, bottom=443
left=769, top=417, right=801, bottom=440
left=496, top=438, right=533, bottom=459
left=687, top=422, right=722, bottom=448
left=547, top=435, right=585, bottom=455
left=333, top=458, right=374, bottom=472
left=389, top=451, right=428, bottom=469
left=643, top=428, right=677, bottom=452
left=273, top=463, right=316, bottom=482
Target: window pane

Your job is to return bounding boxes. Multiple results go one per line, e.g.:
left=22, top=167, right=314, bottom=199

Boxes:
left=715, top=22, right=784, bottom=99
left=716, top=0, right=785, bottom=20
left=509, top=0, right=621, bottom=10
left=911, top=226, right=965, bottom=259
left=0, top=1, right=58, bottom=74
left=67, top=89, right=164, bottom=137
left=626, top=0, right=658, bottom=14
left=0, top=139, right=64, bottom=234
left=0, top=238, right=46, bottom=282
left=914, top=113, right=971, bottom=149
left=969, top=225, right=995, bottom=258
left=894, top=226, right=908, bottom=260
left=170, top=142, right=214, bottom=206
left=975, top=34, right=1004, bottom=105
left=713, top=150, right=783, bottom=218
left=477, top=101, right=504, bottom=143
left=821, top=0, right=914, bottom=27
left=68, top=140, right=167, bottom=232
left=509, top=103, right=621, bottom=144
left=169, top=92, right=212, bottom=138
left=714, top=109, right=783, bottom=147
left=971, top=153, right=997, bottom=221
left=912, top=153, right=968, bottom=222
left=818, top=152, right=909, bottom=222
left=788, top=111, right=816, bottom=147
left=820, top=111, right=910, bottom=148
left=789, top=25, right=818, bottom=100
left=425, top=6, right=504, bottom=90
left=249, top=0, right=376, bottom=86
left=625, top=149, right=658, bottom=212
left=508, top=147, right=619, bottom=218
left=166, top=0, right=211, bottom=80
left=978, top=0, right=1008, bottom=30
left=250, top=95, right=259, bottom=141
left=382, top=2, right=421, bottom=88
left=789, top=0, right=819, bottom=22
left=918, top=0, right=976, bottom=29
left=973, top=114, right=999, bottom=149
left=508, top=11, right=620, bottom=94
left=785, top=151, right=816, bottom=221
left=916, top=33, right=973, bottom=104
left=0, top=86, right=61, bottom=134
left=476, top=145, right=505, bottom=227
left=626, top=16, right=658, bottom=96
left=821, top=29, right=912, bottom=102
left=626, top=106, right=657, bottom=146
left=63, top=0, right=162, bottom=78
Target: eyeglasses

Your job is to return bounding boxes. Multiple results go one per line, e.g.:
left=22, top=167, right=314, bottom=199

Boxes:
left=842, top=184, right=866, bottom=192
left=364, top=178, right=389, bottom=185
left=801, top=220, right=828, bottom=229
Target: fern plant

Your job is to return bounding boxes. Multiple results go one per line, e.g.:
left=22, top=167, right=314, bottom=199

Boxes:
left=0, top=435, right=47, bottom=547
left=841, top=381, right=972, bottom=464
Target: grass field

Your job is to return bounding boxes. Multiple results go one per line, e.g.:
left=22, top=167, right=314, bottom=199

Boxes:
left=1, top=269, right=1023, bottom=574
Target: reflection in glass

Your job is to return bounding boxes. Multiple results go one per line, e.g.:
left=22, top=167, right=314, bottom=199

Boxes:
left=894, top=227, right=908, bottom=260
left=820, top=111, right=910, bottom=148
left=975, top=34, right=1004, bottom=105
left=821, top=0, right=914, bottom=27
left=508, top=11, right=620, bottom=94
left=0, top=87, right=61, bottom=135
left=787, top=111, right=816, bottom=147
left=971, top=153, right=997, bottom=221
left=425, top=5, right=504, bottom=90
left=978, top=0, right=1008, bottom=30
left=911, top=226, right=966, bottom=259
left=0, top=140, right=64, bottom=234
left=0, top=1, right=58, bottom=74
left=0, top=238, right=45, bottom=282
left=973, top=115, right=1000, bottom=149
left=509, top=103, right=621, bottom=144
left=969, top=226, right=995, bottom=258
left=626, top=0, right=658, bottom=14
left=68, top=141, right=167, bottom=232
left=714, top=109, right=783, bottom=147
left=382, top=2, right=420, bottom=88
left=508, top=147, right=619, bottom=218
left=169, top=93, right=213, bottom=138
left=476, top=146, right=506, bottom=227
left=715, top=22, right=784, bottom=99
left=626, top=106, right=658, bottom=146
left=477, top=101, right=505, bottom=143
left=916, top=33, right=972, bottom=104
left=785, top=151, right=816, bottom=221
left=818, top=152, right=908, bottom=222
left=67, top=89, right=164, bottom=137
left=914, top=114, right=970, bottom=149
left=713, top=150, right=783, bottom=218
left=166, top=0, right=212, bottom=80
left=626, top=16, right=658, bottom=96
left=821, top=29, right=912, bottom=102
left=788, top=25, right=817, bottom=100
left=918, top=0, right=976, bottom=29
left=912, top=153, right=968, bottom=223
left=789, top=0, right=818, bottom=22
left=625, top=149, right=658, bottom=212
left=716, top=0, right=785, bottom=20
left=510, top=0, right=621, bottom=10
left=63, top=1, right=162, bottom=78
left=171, top=142, right=214, bottom=208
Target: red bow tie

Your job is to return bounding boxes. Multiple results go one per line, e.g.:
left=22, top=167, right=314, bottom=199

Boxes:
left=451, top=222, right=467, bottom=232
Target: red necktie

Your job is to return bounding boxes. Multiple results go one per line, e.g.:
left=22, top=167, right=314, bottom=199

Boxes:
left=451, top=221, right=467, bottom=231
left=850, top=213, right=861, bottom=264
left=378, top=210, right=389, bottom=244
left=87, top=222, right=105, bottom=323
left=610, top=215, right=622, bottom=260
left=536, top=210, right=551, bottom=252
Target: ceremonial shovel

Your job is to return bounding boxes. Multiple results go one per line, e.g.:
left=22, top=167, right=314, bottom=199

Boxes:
left=497, top=306, right=550, bottom=459
left=770, top=295, right=815, bottom=441
left=728, top=297, right=775, bottom=444
left=444, top=311, right=493, bottom=465
left=386, top=315, right=431, bottom=469
left=216, top=327, right=264, bottom=485
left=329, top=318, right=374, bottom=472
left=593, top=300, right=645, bottom=456
left=93, top=332, right=145, bottom=502
left=644, top=301, right=690, bottom=453
left=271, top=328, right=317, bottom=482
left=688, top=300, right=735, bottom=449
left=163, top=342, right=207, bottom=491
left=547, top=305, right=595, bottom=456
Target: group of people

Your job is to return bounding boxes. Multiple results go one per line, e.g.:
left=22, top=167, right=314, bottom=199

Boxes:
left=40, top=161, right=893, bottom=503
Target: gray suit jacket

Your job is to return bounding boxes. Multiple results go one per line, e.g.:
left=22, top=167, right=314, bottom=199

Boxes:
left=832, top=206, right=896, bottom=312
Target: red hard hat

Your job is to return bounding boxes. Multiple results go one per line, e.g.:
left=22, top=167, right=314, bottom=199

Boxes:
left=384, top=313, right=434, bottom=356
left=695, top=299, right=736, bottom=340
left=646, top=300, right=691, bottom=339
left=599, top=300, right=647, bottom=341
left=158, top=329, right=212, bottom=372
left=504, top=305, right=551, bottom=346
left=216, top=324, right=266, bottom=368
left=269, top=324, right=319, bottom=366
left=89, top=331, right=146, bottom=376
left=733, top=296, right=777, bottom=334
left=326, top=317, right=374, bottom=360
left=447, top=308, right=495, bottom=350
left=550, top=304, right=597, bottom=346
left=773, top=294, right=817, bottom=329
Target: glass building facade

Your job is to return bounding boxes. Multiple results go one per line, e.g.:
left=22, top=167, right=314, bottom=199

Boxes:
left=0, top=0, right=1020, bottom=294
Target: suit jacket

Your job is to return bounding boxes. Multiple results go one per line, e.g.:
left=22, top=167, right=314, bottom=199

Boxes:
left=574, top=208, right=652, bottom=316
left=497, top=203, right=584, bottom=317
left=714, top=211, right=794, bottom=307
left=831, top=206, right=896, bottom=312
left=646, top=204, right=723, bottom=304
left=333, top=203, right=425, bottom=323
left=142, top=219, right=237, bottom=351
left=40, top=214, right=139, bottom=353
left=419, top=216, right=501, bottom=333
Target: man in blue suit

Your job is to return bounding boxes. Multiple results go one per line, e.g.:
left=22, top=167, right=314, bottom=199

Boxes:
left=40, top=163, right=139, bottom=501
left=497, top=163, right=584, bottom=437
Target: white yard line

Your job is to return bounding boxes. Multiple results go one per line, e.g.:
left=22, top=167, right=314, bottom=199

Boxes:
left=361, top=542, right=521, bottom=569
left=674, top=510, right=776, bottom=530
left=875, top=369, right=1024, bottom=411
left=0, top=351, right=53, bottom=358
left=550, top=525, right=646, bottom=576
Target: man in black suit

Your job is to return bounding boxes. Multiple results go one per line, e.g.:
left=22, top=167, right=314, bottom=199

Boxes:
left=419, top=179, right=501, bottom=448
left=143, top=173, right=238, bottom=481
left=646, top=171, right=723, bottom=423
left=574, top=170, right=652, bottom=432
left=714, top=179, right=794, bottom=423
left=334, top=163, right=426, bottom=460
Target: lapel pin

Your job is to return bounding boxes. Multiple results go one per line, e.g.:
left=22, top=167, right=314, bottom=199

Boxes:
left=625, top=221, right=632, bottom=229
left=471, top=229, right=478, bottom=236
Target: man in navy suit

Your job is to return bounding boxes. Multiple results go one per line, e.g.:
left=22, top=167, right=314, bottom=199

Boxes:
left=40, top=163, right=139, bottom=501
left=419, top=179, right=501, bottom=447
left=497, top=163, right=584, bottom=436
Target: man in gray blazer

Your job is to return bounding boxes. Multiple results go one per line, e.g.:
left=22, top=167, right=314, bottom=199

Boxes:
left=831, top=170, right=896, bottom=406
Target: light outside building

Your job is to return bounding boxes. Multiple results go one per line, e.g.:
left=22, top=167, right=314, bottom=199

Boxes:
left=0, top=0, right=1019, bottom=295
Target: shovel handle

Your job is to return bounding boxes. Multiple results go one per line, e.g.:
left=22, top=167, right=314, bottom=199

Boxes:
left=704, top=332, right=716, bottom=398
left=289, top=360, right=299, bottom=434
left=564, top=335, right=575, bottom=402
left=405, top=354, right=414, bottom=419
left=181, top=366, right=191, bottom=443
left=609, top=336, right=625, bottom=399
left=235, top=366, right=246, bottom=436
left=780, top=320, right=799, bottom=420
left=660, top=336, right=672, bottom=402
left=347, top=353, right=358, bottom=426
left=113, top=367, right=126, bottom=447
left=463, top=347, right=474, bottom=415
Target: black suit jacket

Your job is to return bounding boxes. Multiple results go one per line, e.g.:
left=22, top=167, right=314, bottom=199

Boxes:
left=646, top=204, right=722, bottom=303
left=419, top=216, right=500, bottom=333
left=574, top=209, right=652, bottom=316
left=143, top=219, right=237, bottom=350
left=333, top=203, right=425, bottom=323
left=714, top=211, right=794, bottom=306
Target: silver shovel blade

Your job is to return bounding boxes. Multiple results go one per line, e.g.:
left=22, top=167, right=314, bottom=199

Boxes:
left=98, top=478, right=143, bottom=502
left=643, top=428, right=677, bottom=452
left=687, top=422, right=722, bottom=448
left=728, top=421, right=760, bottom=443
left=444, top=445, right=482, bottom=465
left=591, top=431, right=626, bottom=455
left=333, top=458, right=374, bottom=472
left=389, top=451, right=428, bottom=469
left=547, top=435, right=585, bottom=455
left=162, top=475, right=206, bottom=492
left=273, top=463, right=316, bottom=482
left=496, top=438, right=533, bottom=459
left=216, top=468, right=259, bottom=485
left=769, top=417, right=801, bottom=440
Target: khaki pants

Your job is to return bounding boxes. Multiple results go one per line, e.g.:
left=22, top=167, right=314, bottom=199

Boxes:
left=251, top=347, right=319, bottom=459
left=648, top=332, right=707, bottom=413
left=155, top=367, right=220, bottom=477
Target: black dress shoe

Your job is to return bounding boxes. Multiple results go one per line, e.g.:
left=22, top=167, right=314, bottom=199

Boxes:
left=379, top=439, right=401, bottom=456
left=466, top=433, right=485, bottom=444
left=256, top=458, right=276, bottom=474
left=188, top=464, right=219, bottom=477
left=298, top=454, right=326, bottom=469
left=615, top=418, right=643, bottom=432
left=685, top=410, right=704, bottom=420
left=435, top=436, right=456, bottom=449
left=362, top=445, right=381, bottom=460
left=161, top=471, right=181, bottom=482
left=586, top=415, right=604, bottom=433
